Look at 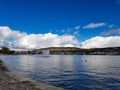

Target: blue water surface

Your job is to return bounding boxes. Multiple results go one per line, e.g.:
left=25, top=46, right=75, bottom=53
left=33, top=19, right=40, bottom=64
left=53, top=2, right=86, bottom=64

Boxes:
left=1, top=55, right=120, bottom=90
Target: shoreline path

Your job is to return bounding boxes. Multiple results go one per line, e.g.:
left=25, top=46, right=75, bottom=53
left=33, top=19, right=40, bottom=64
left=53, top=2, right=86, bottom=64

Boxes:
left=0, top=59, right=65, bottom=90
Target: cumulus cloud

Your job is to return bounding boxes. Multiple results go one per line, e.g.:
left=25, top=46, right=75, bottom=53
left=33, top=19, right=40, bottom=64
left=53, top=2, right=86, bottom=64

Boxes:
left=81, top=36, right=120, bottom=48
left=1, top=26, right=120, bottom=49
left=101, top=28, right=120, bottom=36
left=83, top=23, right=106, bottom=29
left=0, top=26, right=79, bottom=49
left=0, top=26, right=27, bottom=39
left=14, top=33, right=79, bottom=48
left=0, top=26, right=27, bottom=47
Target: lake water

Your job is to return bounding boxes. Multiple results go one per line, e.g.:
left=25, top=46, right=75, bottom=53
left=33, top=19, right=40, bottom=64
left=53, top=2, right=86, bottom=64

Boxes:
left=1, top=55, right=120, bottom=90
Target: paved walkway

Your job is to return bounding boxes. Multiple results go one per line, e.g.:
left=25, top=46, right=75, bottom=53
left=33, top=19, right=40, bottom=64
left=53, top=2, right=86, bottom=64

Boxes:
left=0, top=59, right=64, bottom=90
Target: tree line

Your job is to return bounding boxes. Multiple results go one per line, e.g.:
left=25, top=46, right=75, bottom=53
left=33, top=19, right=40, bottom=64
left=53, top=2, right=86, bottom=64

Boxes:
left=0, top=47, right=15, bottom=54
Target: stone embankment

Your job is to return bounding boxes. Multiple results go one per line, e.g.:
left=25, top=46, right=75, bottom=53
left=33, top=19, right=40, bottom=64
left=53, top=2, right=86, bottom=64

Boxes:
left=0, top=59, right=64, bottom=90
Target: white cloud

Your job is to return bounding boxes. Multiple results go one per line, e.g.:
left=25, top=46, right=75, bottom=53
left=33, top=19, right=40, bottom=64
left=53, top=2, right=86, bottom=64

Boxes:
left=61, top=29, right=65, bottom=33
left=108, top=24, right=114, bottom=28
left=14, top=33, right=79, bottom=48
left=0, top=26, right=79, bottom=49
left=0, top=26, right=27, bottom=39
left=101, top=28, right=120, bottom=35
left=0, top=26, right=27, bottom=47
left=74, top=25, right=80, bottom=30
left=1, top=26, right=120, bottom=49
left=73, top=31, right=79, bottom=35
left=81, top=36, right=120, bottom=48
left=64, top=44, right=74, bottom=47
left=83, top=23, right=106, bottom=29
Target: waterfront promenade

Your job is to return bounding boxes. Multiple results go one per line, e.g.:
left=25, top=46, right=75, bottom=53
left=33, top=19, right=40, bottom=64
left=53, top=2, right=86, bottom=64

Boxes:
left=0, top=59, right=64, bottom=90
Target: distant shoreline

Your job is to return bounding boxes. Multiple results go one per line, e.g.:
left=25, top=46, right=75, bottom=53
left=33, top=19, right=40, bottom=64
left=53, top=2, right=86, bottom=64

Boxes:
left=0, top=59, right=65, bottom=90
left=1, top=46, right=120, bottom=55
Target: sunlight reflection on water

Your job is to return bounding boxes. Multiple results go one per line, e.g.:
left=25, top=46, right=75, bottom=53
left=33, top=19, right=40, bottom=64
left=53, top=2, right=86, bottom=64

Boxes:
left=1, top=55, right=120, bottom=90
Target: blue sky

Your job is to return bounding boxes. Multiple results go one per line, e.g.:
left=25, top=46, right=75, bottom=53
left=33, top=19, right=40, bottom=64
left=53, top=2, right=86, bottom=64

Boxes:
left=0, top=0, right=120, bottom=48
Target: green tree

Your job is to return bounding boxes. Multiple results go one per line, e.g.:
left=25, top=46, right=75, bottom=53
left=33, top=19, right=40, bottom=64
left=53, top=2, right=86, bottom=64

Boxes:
left=1, top=47, right=10, bottom=54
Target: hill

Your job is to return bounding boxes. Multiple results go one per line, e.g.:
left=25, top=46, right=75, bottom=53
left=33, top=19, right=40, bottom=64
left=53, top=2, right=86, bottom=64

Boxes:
left=35, top=47, right=120, bottom=55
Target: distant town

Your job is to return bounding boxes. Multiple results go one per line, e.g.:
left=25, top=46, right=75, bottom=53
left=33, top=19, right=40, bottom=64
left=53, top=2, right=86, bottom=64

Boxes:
left=0, top=46, right=120, bottom=55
